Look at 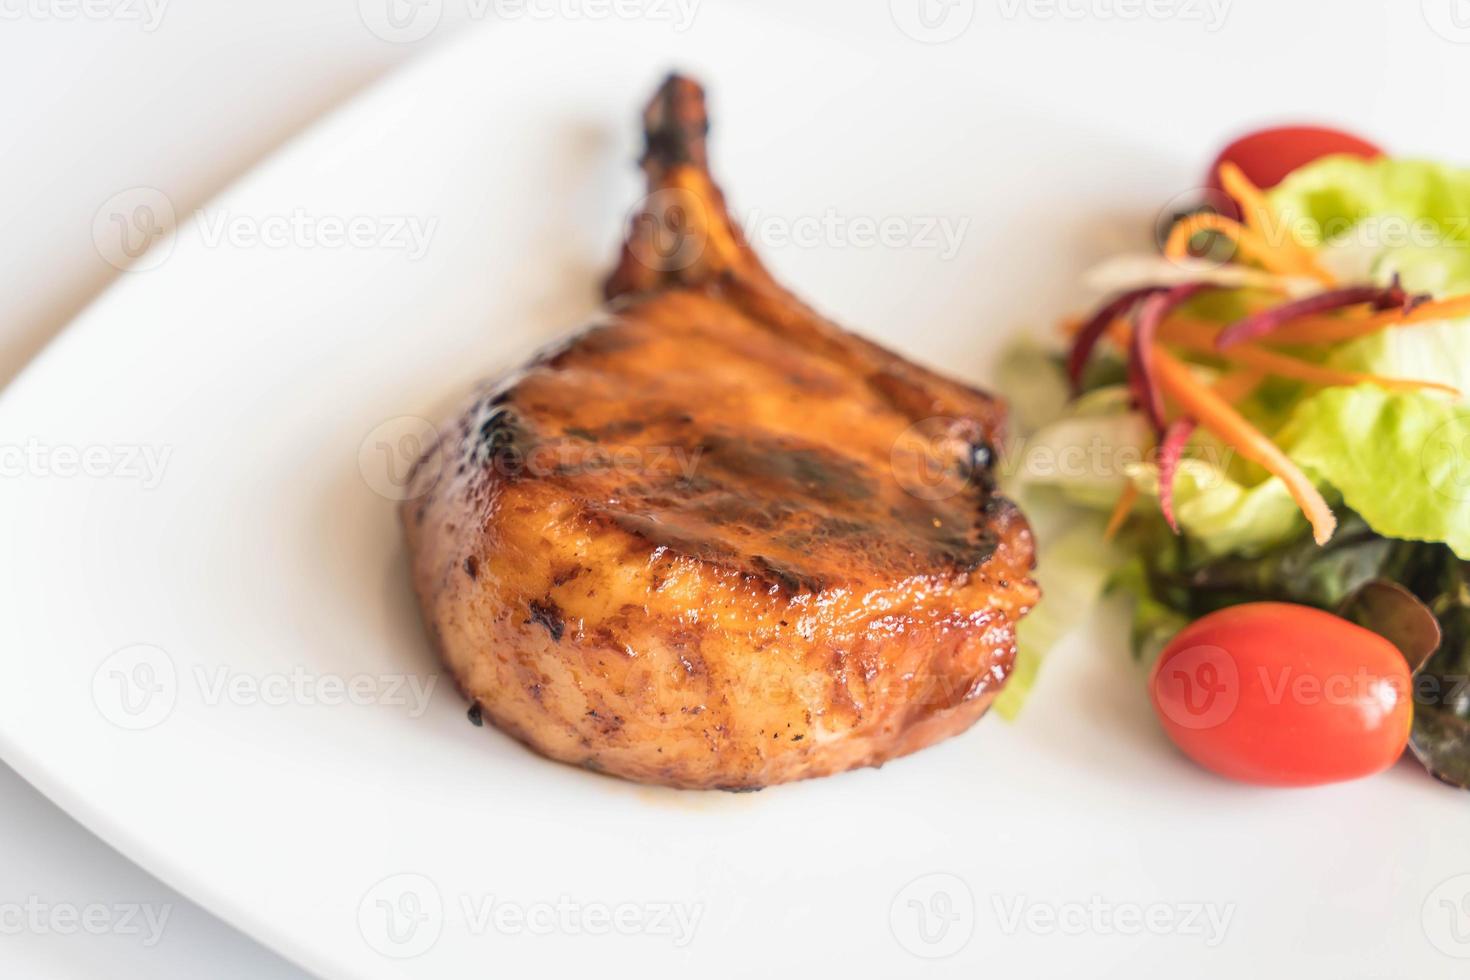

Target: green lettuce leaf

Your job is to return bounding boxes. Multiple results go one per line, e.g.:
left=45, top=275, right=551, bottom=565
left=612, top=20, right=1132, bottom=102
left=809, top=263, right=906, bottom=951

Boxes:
left=1269, top=156, right=1470, bottom=295
left=1329, top=318, right=1470, bottom=397
left=1279, top=385, right=1470, bottom=559
left=994, top=511, right=1122, bottom=719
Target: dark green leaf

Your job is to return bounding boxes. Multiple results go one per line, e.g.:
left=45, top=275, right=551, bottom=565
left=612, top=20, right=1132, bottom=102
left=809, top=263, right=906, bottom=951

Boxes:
left=1339, top=580, right=1442, bottom=672
left=1408, top=566, right=1470, bottom=791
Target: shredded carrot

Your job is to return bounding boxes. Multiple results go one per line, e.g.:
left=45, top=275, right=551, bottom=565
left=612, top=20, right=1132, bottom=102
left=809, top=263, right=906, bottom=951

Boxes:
left=1216, top=161, right=1335, bottom=286
left=1264, top=293, right=1470, bottom=345
left=1152, top=347, right=1337, bottom=545
left=1164, top=213, right=1334, bottom=286
left=1157, top=317, right=1462, bottom=397
left=1103, top=482, right=1140, bottom=541
left=1165, top=214, right=1274, bottom=269
left=1216, top=162, right=1274, bottom=236
left=1210, top=369, right=1265, bottom=402
left=1086, top=313, right=1458, bottom=396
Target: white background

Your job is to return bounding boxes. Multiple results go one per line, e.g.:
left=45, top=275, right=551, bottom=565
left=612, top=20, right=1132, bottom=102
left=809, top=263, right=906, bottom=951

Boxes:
left=0, top=4, right=475, bottom=975
left=3, top=1, right=1470, bottom=977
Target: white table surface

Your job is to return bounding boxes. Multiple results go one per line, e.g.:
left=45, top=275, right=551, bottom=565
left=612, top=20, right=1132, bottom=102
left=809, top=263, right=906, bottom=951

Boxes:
left=3, top=1, right=1469, bottom=977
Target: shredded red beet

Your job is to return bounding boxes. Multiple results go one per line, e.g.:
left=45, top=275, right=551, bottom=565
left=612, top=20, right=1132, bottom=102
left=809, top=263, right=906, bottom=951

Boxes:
left=1215, top=275, right=1426, bottom=349
left=1067, top=287, right=1163, bottom=395
left=1157, top=418, right=1197, bottom=534
left=1132, top=283, right=1213, bottom=433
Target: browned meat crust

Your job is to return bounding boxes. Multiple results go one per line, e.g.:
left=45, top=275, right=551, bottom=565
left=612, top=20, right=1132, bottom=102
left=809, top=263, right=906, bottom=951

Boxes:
left=401, top=75, right=1037, bottom=790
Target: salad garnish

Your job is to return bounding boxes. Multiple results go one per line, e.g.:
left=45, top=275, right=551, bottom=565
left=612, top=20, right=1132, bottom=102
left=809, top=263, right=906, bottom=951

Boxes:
left=1212, top=275, right=1422, bottom=350
left=1004, top=130, right=1470, bottom=788
left=1066, top=158, right=1466, bottom=542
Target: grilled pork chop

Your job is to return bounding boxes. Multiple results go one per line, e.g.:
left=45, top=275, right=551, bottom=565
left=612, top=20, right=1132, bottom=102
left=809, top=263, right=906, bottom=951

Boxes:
left=402, top=76, right=1037, bottom=790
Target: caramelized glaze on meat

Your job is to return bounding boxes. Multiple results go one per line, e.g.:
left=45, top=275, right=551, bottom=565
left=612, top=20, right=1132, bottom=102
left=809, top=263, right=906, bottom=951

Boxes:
left=402, top=76, right=1037, bottom=789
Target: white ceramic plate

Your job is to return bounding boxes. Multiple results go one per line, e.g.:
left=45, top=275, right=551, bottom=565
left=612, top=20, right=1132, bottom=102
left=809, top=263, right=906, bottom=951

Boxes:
left=3, top=5, right=1470, bottom=978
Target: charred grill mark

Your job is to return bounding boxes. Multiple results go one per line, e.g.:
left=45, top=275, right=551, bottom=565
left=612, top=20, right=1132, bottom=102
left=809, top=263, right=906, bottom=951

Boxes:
left=528, top=598, right=565, bottom=642
left=548, top=323, right=640, bottom=363
left=597, top=419, right=646, bottom=439
left=696, top=434, right=874, bottom=502
left=604, top=512, right=739, bottom=563
left=751, top=555, right=824, bottom=596
left=474, top=407, right=523, bottom=464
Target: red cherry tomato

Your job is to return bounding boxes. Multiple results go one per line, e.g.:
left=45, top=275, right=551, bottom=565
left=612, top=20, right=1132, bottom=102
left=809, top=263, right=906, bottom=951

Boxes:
left=1207, top=126, right=1382, bottom=193
left=1203, top=126, right=1382, bottom=220
left=1149, top=602, right=1411, bottom=787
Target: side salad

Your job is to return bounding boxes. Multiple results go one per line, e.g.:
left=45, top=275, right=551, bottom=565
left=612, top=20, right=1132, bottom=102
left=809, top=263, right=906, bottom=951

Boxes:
left=1006, top=127, right=1470, bottom=789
